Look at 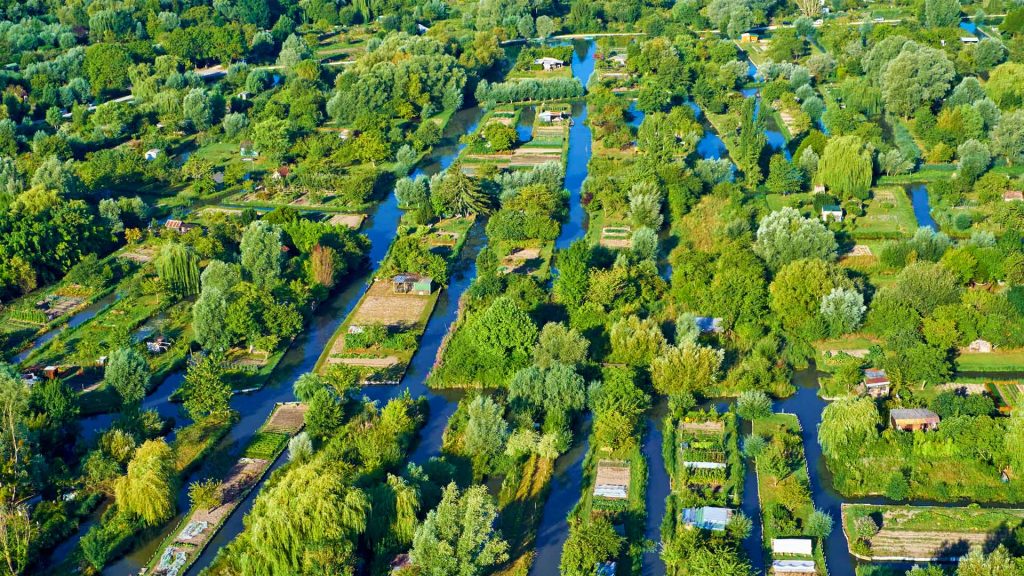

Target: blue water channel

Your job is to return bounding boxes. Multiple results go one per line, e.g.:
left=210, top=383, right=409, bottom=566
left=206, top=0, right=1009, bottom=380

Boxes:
left=908, top=184, right=938, bottom=231
left=530, top=39, right=599, bottom=576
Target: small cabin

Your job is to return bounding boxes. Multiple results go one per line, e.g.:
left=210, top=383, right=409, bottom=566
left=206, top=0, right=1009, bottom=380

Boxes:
left=682, top=506, right=733, bottom=531
left=392, top=274, right=433, bottom=295
left=416, top=23, right=430, bottom=34
left=960, top=36, right=980, bottom=44
left=534, top=57, right=565, bottom=70
left=165, top=219, right=197, bottom=234
left=772, top=539, right=814, bottom=556
left=1004, top=190, right=1023, bottom=202
left=240, top=140, right=258, bottom=159
left=772, top=560, right=817, bottom=574
left=967, top=338, right=993, bottom=353
left=145, top=148, right=161, bottom=161
left=43, top=366, right=59, bottom=380
left=538, top=110, right=568, bottom=123
left=863, top=368, right=890, bottom=398
left=821, top=205, right=843, bottom=223
left=740, top=32, right=760, bottom=43
left=813, top=184, right=826, bottom=194
left=608, top=53, right=628, bottom=67
left=890, top=408, right=940, bottom=432
left=594, top=460, right=630, bottom=500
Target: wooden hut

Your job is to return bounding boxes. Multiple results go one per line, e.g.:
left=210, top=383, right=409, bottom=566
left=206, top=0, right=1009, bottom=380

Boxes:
left=863, top=368, right=890, bottom=398
left=890, top=408, right=940, bottom=432
left=392, top=274, right=433, bottom=295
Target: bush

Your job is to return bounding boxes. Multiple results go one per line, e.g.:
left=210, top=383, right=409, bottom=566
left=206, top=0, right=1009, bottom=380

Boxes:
left=736, top=390, right=773, bottom=420
left=886, top=473, right=910, bottom=500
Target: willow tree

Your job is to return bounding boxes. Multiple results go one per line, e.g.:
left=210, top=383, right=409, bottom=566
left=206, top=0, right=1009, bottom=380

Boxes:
left=156, top=242, right=200, bottom=296
left=818, top=396, right=880, bottom=459
left=113, top=439, right=176, bottom=526
left=817, top=135, right=873, bottom=200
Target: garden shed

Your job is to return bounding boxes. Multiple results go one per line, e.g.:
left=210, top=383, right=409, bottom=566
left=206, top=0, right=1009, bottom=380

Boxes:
left=534, top=57, right=565, bottom=70
left=821, top=205, right=843, bottom=222
left=863, top=368, right=890, bottom=398
left=682, top=506, right=733, bottom=531
left=890, top=408, right=940, bottom=432
left=392, top=274, right=433, bottom=295
left=593, top=460, right=630, bottom=500
left=772, top=559, right=816, bottom=574
left=538, top=110, right=568, bottom=123
left=772, top=539, right=813, bottom=556
left=967, top=339, right=993, bottom=353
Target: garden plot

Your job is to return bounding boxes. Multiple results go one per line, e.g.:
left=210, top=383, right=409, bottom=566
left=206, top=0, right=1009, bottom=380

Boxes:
left=326, top=213, right=365, bottom=229
left=350, top=281, right=433, bottom=328
left=842, top=504, right=1024, bottom=561
left=499, top=247, right=543, bottom=275
left=600, top=226, right=632, bottom=249
left=262, top=402, right=308, bottom=433
left=119, top=246, right=158, bottom=264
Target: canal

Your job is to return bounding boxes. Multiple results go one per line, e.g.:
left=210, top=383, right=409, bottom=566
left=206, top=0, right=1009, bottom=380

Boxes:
left=530, top=38, right=598, bottom=576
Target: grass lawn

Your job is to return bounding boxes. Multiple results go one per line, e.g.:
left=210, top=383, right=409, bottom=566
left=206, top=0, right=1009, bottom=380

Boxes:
left=850, top=187, right=917, bottom=240
left=956, top=348, right=1024, bottom=372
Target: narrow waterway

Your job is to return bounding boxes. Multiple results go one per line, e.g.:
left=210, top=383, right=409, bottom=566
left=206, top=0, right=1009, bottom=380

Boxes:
left=906, top=183, right=938, bottom=231
left=641, top=399, right=670, bottom=576
left=773, top=369, right=854, bottom=576
left=529, top=38, right=598, bottom=576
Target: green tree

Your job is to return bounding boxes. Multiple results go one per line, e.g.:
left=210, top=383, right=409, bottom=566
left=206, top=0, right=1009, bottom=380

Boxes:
left=193, top=287, right=231, bottom=352
left=881, top=45, right=954, bottom=117
left=765, top=154, right=803, bottom=194
left=251, top=117, right=290, bottom=163
left=410, top=483, right=509, bottom=575
left=84, top=43, right=132, bottom=96
left=818, top=396, right=880, bottom=459
left=560, top=516, right=623, bottom=576
left=737, top=390, right=773, bottom=420
left=958, top=139, right=991, bottom=182
left=753, top=208, right=838, bottom=270
left=105, top=347, right=150, bottom=408
left=464, top=395, right=508, bottom=474
left=651, top=342, right=725, bottom=397
left=114, top=439, right=176, bottom=526
left=736, top=97, right=766, bottom=183
left=985, top=62, right=1024, bottom=109
left=188, top=478, right=221, bottom=510
left=924, top=0, right=961, bottom=27
left=156, top=242, right=200, bottom=296
left=482, top=122, right=517, bottom=152
left=553, top=240, right=590, bottom=310
left=609, top=315, right=666, bottom=366
left=817, top=135, right=873, bottom=199
left=430, top=165, right=494, bottom=216
left=181, top=353, right=232, bottom=420
left=770, top=259, right=845, bottom=340
left=992, top=111, right=1024, bottom=165
left=533, top=322, right=589, bottom=369
left=805, top=508, right=833, bottom=538
left=305, top=388, right=344, bottom=440
left=240, top=220, right=284, bottom=288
